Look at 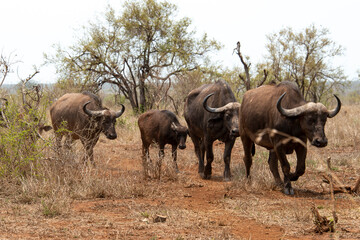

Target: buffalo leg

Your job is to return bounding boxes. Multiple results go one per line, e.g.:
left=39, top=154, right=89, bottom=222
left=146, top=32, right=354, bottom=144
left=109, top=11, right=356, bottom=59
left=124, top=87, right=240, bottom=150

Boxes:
left=83, top=143, right=95, bottom=165
left=290, top=145, right=307, bottom=181
left=190, top=133, right=205, bottom=174
left=274, top=146, right=293, bottom=195
left=171, top=144, right=179, bottom=173
left=241, top=135, right=253, bottom=179
left=156, top=143, right=165, bottom=179
left=268, top=150, right=283, bottom=186
left=142, top=142, right=151, bottom=178
left=223, top=139, right=235, bottom=181
left=81, top=137, right=98, bottom=166
left=54, top=132, right=63, bottom=152
left=203, top=138, right=214, bottom=179
left=64, top=134, right=74, bottom=150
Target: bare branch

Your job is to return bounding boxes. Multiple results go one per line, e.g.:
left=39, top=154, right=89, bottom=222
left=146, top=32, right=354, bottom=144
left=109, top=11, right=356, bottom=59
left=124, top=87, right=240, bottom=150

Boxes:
left=0, top=52, right=19, bottom=88
left=20, top=68, right=40, bottom=113
left=234, top=41, right=251, bottom=90
left=257, top=69, right=268, bottom=87
left=326, top=157, right=338, bottom=224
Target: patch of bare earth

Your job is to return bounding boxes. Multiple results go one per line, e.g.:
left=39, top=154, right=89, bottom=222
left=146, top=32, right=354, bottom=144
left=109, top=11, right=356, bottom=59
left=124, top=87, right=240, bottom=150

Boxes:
left=1, top=125, right=360, bottom=239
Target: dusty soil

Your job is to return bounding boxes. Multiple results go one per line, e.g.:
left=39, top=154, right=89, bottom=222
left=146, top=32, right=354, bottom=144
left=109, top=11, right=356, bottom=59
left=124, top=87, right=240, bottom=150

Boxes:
left=0, top=134, right=359, bottom=240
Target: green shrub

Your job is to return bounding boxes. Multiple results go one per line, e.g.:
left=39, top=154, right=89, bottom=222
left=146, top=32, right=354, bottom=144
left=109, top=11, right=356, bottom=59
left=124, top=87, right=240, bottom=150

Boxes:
left=0, top=102, right=51, bottom=180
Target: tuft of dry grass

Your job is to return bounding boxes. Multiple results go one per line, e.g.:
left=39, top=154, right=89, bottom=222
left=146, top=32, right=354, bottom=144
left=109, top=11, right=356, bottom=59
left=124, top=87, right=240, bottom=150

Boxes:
left=231, top=147, right=276, bottom=193
left=326, top=105, right=360, bottom=149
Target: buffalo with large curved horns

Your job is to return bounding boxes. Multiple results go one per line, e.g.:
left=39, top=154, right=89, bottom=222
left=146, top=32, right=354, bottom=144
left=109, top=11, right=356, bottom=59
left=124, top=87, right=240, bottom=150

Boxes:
left=184, top=80, right=240, bottom=181
left=239, top=81, right=341, bottom=195
left=50, top=91, right=125, bottom=164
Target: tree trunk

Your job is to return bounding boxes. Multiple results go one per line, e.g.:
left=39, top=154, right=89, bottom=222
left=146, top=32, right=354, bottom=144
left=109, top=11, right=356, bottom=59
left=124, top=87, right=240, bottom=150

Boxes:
left=139, top=78, right=146, bottom=113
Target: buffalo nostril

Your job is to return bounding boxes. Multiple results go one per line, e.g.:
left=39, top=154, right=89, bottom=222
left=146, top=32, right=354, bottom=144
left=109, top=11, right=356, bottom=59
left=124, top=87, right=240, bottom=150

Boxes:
left=179, top=145, right=186, bottom=150
left=231, top=129, right=240, bottom=136
left=313, top=138, right=327, bottom=147
left=107, top=134, right=117, bottom=140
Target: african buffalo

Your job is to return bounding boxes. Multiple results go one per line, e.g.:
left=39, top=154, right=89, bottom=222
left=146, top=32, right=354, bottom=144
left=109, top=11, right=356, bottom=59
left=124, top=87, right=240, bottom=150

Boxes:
left=184, top=80, right=240, bottom=181
left=50, top=91, right=125, bottom=164
left=239, top=81, right=341, bottom=194
left=138, top=109, right=188, bottom=178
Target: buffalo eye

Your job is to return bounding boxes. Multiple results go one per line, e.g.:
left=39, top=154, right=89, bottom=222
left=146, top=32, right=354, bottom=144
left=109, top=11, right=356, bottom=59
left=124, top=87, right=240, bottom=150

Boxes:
left=224, top=112, right=231, bottom=121
left=307, top=116, right=316, bottom=125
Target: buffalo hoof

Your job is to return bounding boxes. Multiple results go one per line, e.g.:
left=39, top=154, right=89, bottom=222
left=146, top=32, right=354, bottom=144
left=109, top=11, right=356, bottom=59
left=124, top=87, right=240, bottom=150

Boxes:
left=283, top=187, right=294, bottom=195
left=200, top=172, right=211, bottom=180
left=224, top=177, right=231, bottom=182
left=173, top=164, right=180, bottom=173
left=224, top=171, right=231, bottom=182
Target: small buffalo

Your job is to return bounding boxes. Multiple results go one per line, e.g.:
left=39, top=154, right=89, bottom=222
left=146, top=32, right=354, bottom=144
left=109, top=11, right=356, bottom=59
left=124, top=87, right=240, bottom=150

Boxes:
left=138, top=109, right=188, bottom=178
left=50, top=91, right=125, bottom=164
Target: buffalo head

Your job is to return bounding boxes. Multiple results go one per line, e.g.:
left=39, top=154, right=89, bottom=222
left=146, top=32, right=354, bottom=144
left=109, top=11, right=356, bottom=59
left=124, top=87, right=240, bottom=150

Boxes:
left=203, top=93, right=241, bottom=138
left=83, top=102, right=125, bottom=140
left=277, top=92, right=341, bottom=147
left=171, top=122, right=188, bottom=149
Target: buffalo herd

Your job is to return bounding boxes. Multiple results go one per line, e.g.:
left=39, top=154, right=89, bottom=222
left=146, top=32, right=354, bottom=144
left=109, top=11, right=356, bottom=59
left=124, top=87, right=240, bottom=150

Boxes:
left=46, top=80, right=341, bottom=194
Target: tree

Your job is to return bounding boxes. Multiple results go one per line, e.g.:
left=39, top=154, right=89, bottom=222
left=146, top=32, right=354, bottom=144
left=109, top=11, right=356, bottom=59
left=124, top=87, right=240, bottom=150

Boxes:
left=265, top=24, right=347, bottom=102
left=48, top=0, right=221, bottom=112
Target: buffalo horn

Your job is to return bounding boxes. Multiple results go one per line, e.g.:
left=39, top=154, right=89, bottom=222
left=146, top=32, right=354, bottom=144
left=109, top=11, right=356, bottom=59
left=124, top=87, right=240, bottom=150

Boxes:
left=83, top=101, right=105, bottom=117
left=171, top=122, right=177, bottom=131
left=327, top=95, right=341, bottom=118
left=115, top=104, right=125, bottom=118
left=203, top=93, right=240, bottom=113
left=276, top=92, right=308, bottom=117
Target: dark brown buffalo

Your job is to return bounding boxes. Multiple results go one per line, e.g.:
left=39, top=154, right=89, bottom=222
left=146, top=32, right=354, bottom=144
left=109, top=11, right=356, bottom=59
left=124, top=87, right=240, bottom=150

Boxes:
left=50, top=91, right=125, bottom=164
left=138, top=109, right=188, bottom=177
left=184, top=80, right=240, bottom=181
left=240, top=81, right=341, bottom=194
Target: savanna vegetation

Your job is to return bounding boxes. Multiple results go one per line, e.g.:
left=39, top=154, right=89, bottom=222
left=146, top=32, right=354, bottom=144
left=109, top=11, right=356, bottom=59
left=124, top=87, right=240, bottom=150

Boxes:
left=1, top=0, right=359, bottom=239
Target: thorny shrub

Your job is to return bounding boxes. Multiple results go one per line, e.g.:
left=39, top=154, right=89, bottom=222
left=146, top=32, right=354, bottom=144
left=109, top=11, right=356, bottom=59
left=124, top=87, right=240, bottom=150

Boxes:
left=0, top=102, right=51, bottom=180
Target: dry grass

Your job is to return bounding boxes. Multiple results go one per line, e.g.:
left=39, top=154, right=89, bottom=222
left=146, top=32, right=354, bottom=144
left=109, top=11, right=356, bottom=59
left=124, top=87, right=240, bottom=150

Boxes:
left=326, top=105, right=360, bottom=149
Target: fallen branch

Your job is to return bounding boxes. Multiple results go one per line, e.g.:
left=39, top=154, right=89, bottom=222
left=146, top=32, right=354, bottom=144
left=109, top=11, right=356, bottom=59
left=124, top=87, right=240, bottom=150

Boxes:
left=321, top=154, right=360, bottom=194
left=312, top=157, right=338, bottom=234
left=311, top=204, right=335, bottom=233
left=322, top=174, right=353, bottom=194
left=326, top=157, right=338, bottom=225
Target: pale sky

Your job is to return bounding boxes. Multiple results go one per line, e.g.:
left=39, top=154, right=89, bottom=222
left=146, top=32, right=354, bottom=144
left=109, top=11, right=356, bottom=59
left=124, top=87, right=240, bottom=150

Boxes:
left=1, top=0, right=359, bottom=84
